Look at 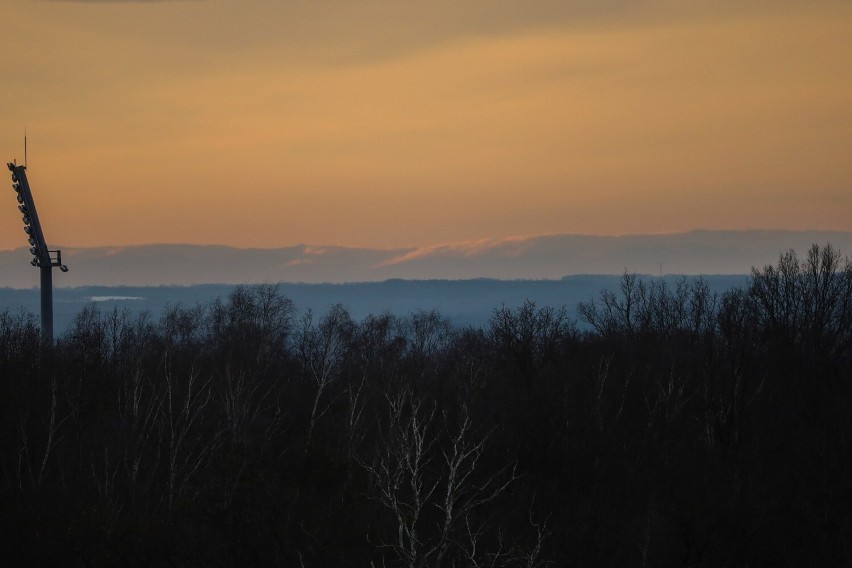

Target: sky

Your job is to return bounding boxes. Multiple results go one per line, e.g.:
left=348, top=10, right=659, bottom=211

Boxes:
left=1, top=0, right=850, bottom=251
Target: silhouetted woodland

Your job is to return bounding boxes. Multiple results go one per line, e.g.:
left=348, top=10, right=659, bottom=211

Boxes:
left=1, top=244, right=850, bottom=567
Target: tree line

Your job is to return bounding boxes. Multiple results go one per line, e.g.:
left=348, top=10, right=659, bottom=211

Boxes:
left=1, top=244, right=850, bottom=567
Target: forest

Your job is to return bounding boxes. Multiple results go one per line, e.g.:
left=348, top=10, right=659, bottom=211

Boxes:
left=1, top=244, right=850, bottom=567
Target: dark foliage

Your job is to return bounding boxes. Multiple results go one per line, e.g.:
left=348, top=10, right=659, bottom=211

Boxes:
left=1, top=245, right=851, bottom=567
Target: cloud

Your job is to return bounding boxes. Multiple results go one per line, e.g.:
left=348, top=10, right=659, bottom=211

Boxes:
left=377, top=237, right=534, bottom=268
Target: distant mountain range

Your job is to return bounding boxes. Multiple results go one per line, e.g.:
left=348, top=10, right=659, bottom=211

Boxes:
left=2, top=230, right=850, bottom=288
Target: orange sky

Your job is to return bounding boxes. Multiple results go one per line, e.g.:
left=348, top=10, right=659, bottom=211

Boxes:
left=1, top=0, right=850, bottom=250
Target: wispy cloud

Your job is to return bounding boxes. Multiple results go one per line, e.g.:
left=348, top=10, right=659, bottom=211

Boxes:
left=377, top=236, right=537, bottom=268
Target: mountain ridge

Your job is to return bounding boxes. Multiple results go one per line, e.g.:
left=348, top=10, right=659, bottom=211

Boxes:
left=2, top=229, right=850, bottom=288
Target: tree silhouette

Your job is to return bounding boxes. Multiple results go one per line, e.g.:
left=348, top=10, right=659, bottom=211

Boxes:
left=0, top=246, right=850, bottom=566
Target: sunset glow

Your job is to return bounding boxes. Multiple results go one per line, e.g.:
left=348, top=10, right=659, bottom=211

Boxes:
left=2, top=0, right=850, bottom=250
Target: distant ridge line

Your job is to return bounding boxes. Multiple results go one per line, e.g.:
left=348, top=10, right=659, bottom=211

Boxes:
left=2, top=230, right=851, bottom=288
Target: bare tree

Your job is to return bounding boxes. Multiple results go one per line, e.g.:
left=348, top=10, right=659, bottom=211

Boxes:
left=750, top=243, right=852, bottom=355
left=363, top=389, right=518, bottom=568
left=578, top=272, right=644, bottom=336
left=490, top=300, right=571, bottom=388
left=162, top=354, right=220, bottom=511
left=118, top=365, right=164, bottom=509
left=400, top=310, right=454, bottom=363
left=296, top=304, right=353, bottom=454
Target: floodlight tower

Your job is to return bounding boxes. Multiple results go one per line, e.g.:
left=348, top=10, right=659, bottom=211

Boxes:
left=7, top=161, right=68, bottom=349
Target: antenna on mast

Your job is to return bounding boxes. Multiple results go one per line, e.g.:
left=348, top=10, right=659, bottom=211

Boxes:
left=24, top=129, right=27, bottom=169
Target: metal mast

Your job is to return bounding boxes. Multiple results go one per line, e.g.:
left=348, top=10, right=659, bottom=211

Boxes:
left=7, top=161, right=68, bottom=349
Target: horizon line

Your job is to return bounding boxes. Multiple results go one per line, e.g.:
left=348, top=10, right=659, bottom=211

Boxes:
left=4, top=227, right=851, bottom=253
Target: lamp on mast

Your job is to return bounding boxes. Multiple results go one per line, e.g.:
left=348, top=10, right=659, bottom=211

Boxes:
left=7, top=159, right=68, bottom=350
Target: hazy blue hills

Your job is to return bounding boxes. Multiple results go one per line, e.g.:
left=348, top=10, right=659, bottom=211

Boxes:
left=1, top=230, right=850, bottom=288
left=1, top=275, right=750, bottom=336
